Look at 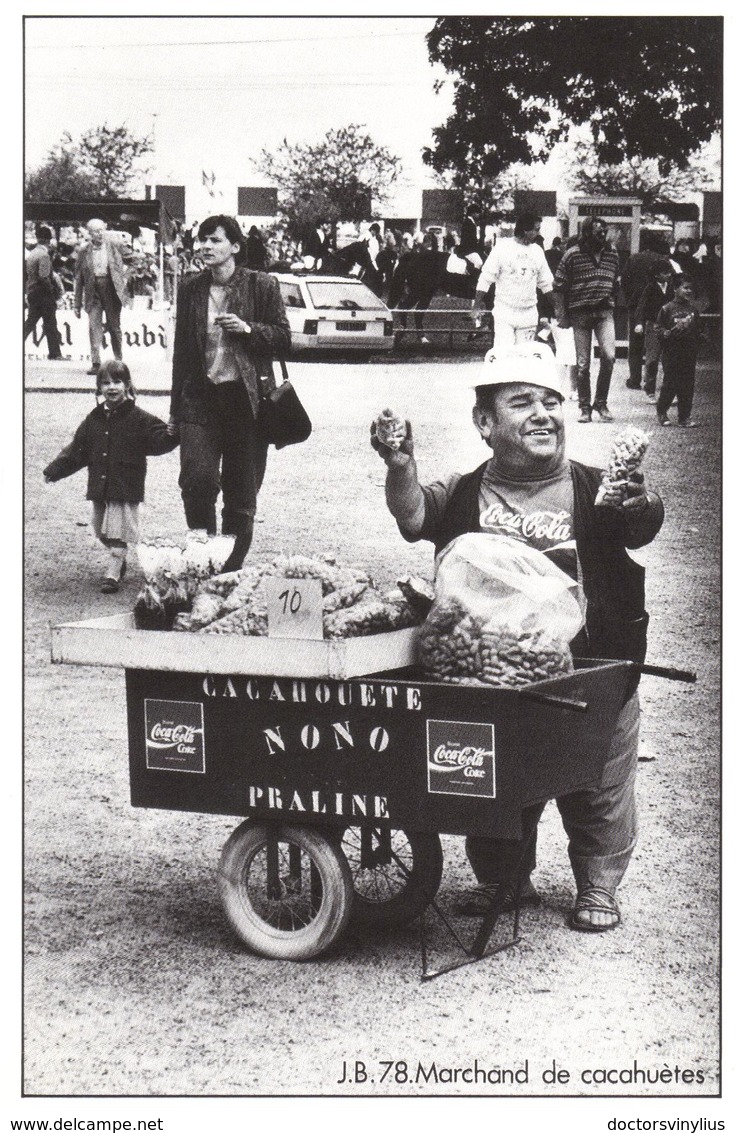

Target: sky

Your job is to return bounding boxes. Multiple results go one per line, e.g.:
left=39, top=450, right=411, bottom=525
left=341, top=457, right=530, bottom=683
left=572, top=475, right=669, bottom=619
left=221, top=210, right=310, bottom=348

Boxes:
left=24, top=15, right=456, bottom=218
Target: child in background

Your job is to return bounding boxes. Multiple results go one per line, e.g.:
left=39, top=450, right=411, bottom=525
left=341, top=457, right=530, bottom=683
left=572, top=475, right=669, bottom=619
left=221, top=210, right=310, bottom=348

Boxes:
left=655, top=276, right=701, bottom=428
left=633, top=262, right=675, bottom=403
left=44, top=360, right=179, bottom=592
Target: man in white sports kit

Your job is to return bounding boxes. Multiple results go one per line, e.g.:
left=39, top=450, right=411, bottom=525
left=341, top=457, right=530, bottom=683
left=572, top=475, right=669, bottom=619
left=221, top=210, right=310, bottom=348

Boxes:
left=472, top=211, right=554, bottom=349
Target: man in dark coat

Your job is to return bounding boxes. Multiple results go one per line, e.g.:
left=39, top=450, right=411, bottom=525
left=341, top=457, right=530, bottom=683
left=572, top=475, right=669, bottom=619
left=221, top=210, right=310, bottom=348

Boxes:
left=24, top=224, right=63, bottom=360
left=168, top=214, right=291, bottom=571
left=245, top=226, right=269, bottom=271
left=388, top=234, right=441, bottom=343
left=301, top=220, right=330, bottom=271
left=458, top=207, right=482, bottom=261
left=620, top=234, right=671, bottom=390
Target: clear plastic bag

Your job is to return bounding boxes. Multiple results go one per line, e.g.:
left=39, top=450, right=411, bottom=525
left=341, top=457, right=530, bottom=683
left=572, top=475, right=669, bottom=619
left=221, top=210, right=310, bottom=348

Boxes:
left=551, top=323, right=577, bottom=366
left=417, top=533, right=584, bottom=687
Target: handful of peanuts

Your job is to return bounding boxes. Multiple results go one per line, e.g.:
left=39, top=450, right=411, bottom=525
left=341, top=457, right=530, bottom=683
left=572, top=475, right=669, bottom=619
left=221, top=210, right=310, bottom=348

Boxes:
left=373, top=407, right=407, bottom=451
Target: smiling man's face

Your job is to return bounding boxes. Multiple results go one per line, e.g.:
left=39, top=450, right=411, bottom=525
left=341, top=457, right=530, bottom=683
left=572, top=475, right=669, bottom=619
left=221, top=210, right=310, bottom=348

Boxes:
left=473, top=382, right=566, bottom=475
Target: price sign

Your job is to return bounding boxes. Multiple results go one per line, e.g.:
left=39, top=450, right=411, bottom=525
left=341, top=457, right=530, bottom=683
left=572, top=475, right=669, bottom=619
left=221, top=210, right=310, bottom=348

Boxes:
left=264, top=577, right=324, bottom=640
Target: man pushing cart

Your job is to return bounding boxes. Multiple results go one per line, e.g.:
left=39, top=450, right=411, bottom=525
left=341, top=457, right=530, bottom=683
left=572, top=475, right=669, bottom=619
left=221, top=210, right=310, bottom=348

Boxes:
left=371, top=342, right=665, bottom=934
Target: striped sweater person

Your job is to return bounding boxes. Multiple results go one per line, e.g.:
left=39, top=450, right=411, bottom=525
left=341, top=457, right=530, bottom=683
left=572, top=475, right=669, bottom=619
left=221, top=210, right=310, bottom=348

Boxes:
left=553, top=218, right=620, bottom=423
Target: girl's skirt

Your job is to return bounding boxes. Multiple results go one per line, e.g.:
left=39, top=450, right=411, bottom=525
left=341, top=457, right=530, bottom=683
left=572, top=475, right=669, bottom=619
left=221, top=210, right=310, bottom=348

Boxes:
left=91, top=501, right=141, bottom=545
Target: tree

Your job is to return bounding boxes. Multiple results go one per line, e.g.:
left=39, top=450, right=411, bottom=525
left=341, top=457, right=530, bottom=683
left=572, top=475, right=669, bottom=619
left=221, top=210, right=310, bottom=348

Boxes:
left=424, top=18, right=722, bottom=186
left=24, top=148, right=100, bottom=202
left=256, top=124, right=401, bottom=235
left=25, top=123, right=153, bottom=201
left=559, top=130, right=721, bottom=215
left=75, top=123, right=153, bottom=197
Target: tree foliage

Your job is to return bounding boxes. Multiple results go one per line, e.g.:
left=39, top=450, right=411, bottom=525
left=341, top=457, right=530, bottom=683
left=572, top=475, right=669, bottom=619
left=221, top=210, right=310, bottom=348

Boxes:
left=25, top=123, right=153, bottom=201
left=560, top=131, right=721, bottom=215
left=25, top=148, right=100, bottom=202
left=424, top=17, right=722, bottom=186
left=256, top=124, right=401, bottom=235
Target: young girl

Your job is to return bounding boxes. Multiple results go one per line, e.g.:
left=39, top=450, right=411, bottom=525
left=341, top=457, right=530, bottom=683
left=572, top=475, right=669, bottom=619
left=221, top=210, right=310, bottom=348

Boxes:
left=43, top=360, right=179, bottom=592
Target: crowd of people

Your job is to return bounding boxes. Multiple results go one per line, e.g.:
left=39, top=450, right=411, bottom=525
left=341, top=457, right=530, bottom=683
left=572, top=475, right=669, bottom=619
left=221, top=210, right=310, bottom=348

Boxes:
left=27, top=208, right=720, bottom=437
left=42, top=214, right=290, bottom=590
left=34, top=204, right=718, bottom=941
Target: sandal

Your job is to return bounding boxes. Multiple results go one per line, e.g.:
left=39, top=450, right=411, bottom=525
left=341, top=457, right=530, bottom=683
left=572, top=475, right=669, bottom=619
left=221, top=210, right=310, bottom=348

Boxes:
left=570, top=886, right=621, bottom=933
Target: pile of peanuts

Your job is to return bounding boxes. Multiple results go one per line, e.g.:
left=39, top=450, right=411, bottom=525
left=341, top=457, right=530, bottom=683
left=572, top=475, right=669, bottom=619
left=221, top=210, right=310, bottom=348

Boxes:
left=169, top=552, right=420, bottom=638
left=418, top=598, right=573, bottom=687
left=323, top=596, right=417, bottom=640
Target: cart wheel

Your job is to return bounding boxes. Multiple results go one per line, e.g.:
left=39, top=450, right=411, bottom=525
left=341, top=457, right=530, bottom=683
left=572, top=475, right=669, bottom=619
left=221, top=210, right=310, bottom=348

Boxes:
left=217, top=821, right=353, bottom=961
left=336, top=826, right=444, bottom=928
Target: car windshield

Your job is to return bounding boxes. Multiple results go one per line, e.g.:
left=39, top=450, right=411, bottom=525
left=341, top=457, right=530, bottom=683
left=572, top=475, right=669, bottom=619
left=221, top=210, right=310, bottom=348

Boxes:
left=306, top=281, right=384, bottom=311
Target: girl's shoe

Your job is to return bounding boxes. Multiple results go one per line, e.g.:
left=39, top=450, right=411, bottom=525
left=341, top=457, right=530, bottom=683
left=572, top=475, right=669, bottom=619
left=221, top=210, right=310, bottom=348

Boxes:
left=678, top=419, right=698, bottom=428
left=657, top=413, right=671, bottom=426
left=100, top=557, right=126, bottom=592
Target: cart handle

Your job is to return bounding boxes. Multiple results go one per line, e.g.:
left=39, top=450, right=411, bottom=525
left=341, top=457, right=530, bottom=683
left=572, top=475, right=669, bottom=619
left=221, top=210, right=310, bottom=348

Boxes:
left=518, top=690, right=589, bottom=712
left=635, top=662, right=697, bottom=683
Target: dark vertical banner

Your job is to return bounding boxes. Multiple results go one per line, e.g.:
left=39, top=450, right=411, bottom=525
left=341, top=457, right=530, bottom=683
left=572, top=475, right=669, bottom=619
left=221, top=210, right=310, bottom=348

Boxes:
left=155, top=185, right=186, bottom=222
left=421, top=188, right=463, bottom=225
left=237, top=187, right=278, bottom=216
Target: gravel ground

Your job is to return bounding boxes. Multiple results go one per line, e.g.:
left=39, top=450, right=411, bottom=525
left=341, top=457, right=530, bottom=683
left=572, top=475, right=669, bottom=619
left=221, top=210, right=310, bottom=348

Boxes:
left=22, top=354, right=721, bottom=1110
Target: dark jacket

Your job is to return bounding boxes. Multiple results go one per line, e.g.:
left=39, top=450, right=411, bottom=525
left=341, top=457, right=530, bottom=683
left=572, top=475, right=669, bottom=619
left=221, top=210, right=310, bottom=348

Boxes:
left=430, top=460, right=663, bottom=674
left=656, top=298, right=700, bottom=360
left=170, top=266, right=291, bottom=426
left=388, top=247, right=441, bottom=306
left=457, top=216, right=481, bottom=258
left=44, top=399, right=178, bottom=503
left=620, top=250, right=672, bottom=310
left=245, top=232, right=269, bottom=271
left=302, top=226, right=330, bottom=263
left=634, top=279, right=675, bottom=326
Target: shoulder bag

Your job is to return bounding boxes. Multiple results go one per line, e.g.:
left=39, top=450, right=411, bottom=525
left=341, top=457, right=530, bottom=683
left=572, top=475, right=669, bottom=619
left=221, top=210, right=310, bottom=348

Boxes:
left=259, top=359, right=312, bottom=449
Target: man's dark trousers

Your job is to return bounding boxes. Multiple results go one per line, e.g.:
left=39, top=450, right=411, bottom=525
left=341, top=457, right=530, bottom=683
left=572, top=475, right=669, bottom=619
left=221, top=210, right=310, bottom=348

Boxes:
left=24, top=283, right=62, bottom=359
left=627, top=313, right=644, bottom=388
left=657, top=354, right=697, bottom=424
left=89, top=277, right=123, bottom=364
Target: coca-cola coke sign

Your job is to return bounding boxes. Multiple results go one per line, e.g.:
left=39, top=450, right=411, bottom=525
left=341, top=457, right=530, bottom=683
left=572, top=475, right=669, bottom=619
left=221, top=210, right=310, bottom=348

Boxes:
left=426, top=719, right=496, bottom=798
left=145, top=699, right=205, bottom=773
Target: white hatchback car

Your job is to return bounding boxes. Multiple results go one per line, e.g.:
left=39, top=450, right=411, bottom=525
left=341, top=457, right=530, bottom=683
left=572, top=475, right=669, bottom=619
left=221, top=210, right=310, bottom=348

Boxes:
left=274, top=273, right=394, bottom=352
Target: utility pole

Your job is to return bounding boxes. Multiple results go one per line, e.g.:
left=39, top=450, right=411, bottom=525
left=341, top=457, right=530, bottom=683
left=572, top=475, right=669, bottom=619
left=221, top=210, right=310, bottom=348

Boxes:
left=150, top=113, right=165, bottom=308
left=150, top=113, right=158, bottom=189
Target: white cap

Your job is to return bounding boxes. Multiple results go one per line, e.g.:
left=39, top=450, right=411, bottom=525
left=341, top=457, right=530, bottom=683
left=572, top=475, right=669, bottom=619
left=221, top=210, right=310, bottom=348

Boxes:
left=474, top=342, right=565, bottom=400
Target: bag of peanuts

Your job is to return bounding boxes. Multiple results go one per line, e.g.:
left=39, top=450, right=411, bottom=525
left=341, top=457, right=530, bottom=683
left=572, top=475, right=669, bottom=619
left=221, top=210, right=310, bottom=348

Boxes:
left=417, top=533, right=584, bottom=688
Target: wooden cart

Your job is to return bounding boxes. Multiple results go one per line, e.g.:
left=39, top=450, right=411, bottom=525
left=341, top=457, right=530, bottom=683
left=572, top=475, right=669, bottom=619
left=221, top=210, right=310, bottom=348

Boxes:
left=53, top=613, right=638, bottom=973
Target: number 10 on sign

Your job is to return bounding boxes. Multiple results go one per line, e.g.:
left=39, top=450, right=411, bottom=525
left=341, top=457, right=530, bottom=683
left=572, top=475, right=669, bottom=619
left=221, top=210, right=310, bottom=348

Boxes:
left=264, top=577, right=324, bottom=640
